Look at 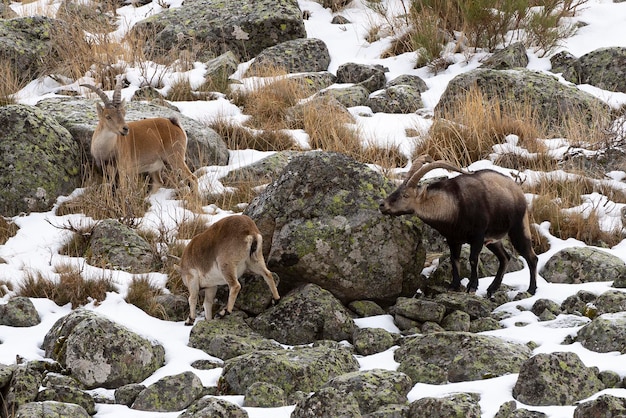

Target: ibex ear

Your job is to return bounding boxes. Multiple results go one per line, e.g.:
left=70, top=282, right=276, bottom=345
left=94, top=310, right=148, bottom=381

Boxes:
left=96, top=102, right=105, bottom=116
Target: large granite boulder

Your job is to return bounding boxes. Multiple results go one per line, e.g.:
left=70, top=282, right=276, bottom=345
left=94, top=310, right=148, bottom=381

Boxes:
left=0, top=17, right=67, bottom=84
left=394, top=332, right=532, bottom=383
left=42, top=309, right=165, bottom=389
left=131, top=0, right=306, bottom=62
left=219, top=343, right=359, bottom=396
left=560, top=47, right=626, bottom=93
left=246, top=38, right=330, bottom=75
left=541, top=246, right=626, bottom=285
left=87, top=219, right=156, bottom=274
left=512, top=352, right=605, bottom=405
left=244, top=151, right=426, bottom=304
left=435, top=68, right=611, bottom=135
left=249, top=283, right=357, bottom=345
left=0, top=104, right=81, bottom=216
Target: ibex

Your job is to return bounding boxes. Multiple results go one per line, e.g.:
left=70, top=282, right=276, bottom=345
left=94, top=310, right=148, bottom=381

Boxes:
left=380, top=155, right=538, bottom=297
left=180, top=215, right=280, bottom=325
left=81, top=78, right=198, bottom=194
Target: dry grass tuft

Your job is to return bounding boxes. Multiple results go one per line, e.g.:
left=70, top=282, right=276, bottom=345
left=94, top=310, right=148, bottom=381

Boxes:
left=56, top=168, right=150, bottom=227
left=527, top=175, right=626, bottom=248
left=416, top=87, right=546, bottom=167
left=0, top=217, right=18, bottom=245
left=208, top=117, right=297, bottom=151
left=233, top=70, right=316, bottom=130
left=125, top=276, right=167, bottom=319
left=18, top=266, right=115, bottom=308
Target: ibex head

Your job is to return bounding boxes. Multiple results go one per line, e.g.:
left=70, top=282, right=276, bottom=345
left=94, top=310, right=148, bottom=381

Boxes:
left=380, top=155, right=470, bottom=215
left=81, top=77, right=129, bottom=136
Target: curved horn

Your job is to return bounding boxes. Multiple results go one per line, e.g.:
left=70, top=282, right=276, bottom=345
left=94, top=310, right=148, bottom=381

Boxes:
left=406, top=159, right=470, bottom=188
left=80, top=83, right=111, bottom=107
left=111, top=76, right=124, bottom=107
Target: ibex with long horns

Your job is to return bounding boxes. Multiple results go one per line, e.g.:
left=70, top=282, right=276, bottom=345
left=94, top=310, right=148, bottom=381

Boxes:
left=81, top=78, right=198, bottom=194
left=380, top=155, right=538, bottom=297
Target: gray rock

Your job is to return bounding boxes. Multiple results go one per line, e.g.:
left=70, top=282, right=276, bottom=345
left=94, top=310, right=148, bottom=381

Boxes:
left=336, top=63, right=387, bottom=92
left=594, top=289, right=626, bottom=314
left=386, top=74, right=428, bottom=92
left=0, top=17, right=67, bottom=84
left=561, top=290, right=597, bottom=315
left=319, top=84, right=370, bottom=107
left=395, top=332, right=531, bottom=383
left=353, top=327, right=397, bottom=356
left=0, top=105, right=81, bottom=217
left=531, top=298, right=562, bottom=317
left=15, top=401, right=90, bottom=418
left=562, top=47, right=626, bottom=92
left=36, top=97, right=229, bottom=172
left=203, top=51, right=239, bottom=92
left=574, top=393, right=626, bottom=417
left=87, top=219, right=155, bottom=274
left=367, top=85, right=424, bottom=113
left=542, top=247, right=626, bottom=284
left=348, top=300, right=386, bottom=317
left=243, top=381, right=286, bottom=407
left=42, top=309, right=164, bottom=389
left=188, top=314, right=281, bottom=360
left=576, top=312, right=626, bottom=353
left=495, top=400, right=547, bottom=417
left=249, top=283, right=356, bottom=345
left=324, top=369, right=412, bottom=415
left=36, top=385, right=96, bottom=415
left=435, top=68, right=610, bottom=135
left=0, top=297, right=40, bottom=327
left=432, top=292, right=495, bottom=320
left=396, top=353, right=447, bottom=384
left=114, top=383, right=146, bottom=406
left=512, top=352, right=605, bottom=405
left=132, top=371, right=203, bottom=412
left=469, top=317, right=503, bottom=333
left=408, top=393, right=481, bottom=417
left=390, top=298, right=446, bottom=323
left=131, top=0, right=306, bottom=62
left=291, top=386, right=363, bottom=418
left=246, top=38, right=330, bottom=75
left=5, top=363, right=43, bottom=412
left=441, top=310, right=471, bottom=332
left=550, top=50, right=579, bottom=76
left=481, top=42, right=529, bottom=69
left=363, top=404, right=410, bottom=418
left=179, top=396, right=249, bottom=417
left=153, top=293, right=188, bottom=322
left=244, top=151, right=426, bottom=304
left=219, top=343, right=359, bottom=395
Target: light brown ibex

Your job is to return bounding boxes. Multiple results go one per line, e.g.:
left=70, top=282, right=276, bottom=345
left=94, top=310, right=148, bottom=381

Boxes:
left=380, top=155, right=538, bottom=297
left=81, top=78, right=198, bottom=194
left=180, top=215, right=280, bottom=325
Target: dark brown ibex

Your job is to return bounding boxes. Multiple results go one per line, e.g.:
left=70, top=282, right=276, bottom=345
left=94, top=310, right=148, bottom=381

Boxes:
left=380, top=155, right=538, bottom=297
left=81, top=78, right=198, bottom=193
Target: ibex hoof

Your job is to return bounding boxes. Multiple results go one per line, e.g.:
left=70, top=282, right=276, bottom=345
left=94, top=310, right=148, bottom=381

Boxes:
left=184, top=318, right=194, bottom=326
left=271, top=297, right=280, bottom=306
left=215, top=309, right=231, bottom=319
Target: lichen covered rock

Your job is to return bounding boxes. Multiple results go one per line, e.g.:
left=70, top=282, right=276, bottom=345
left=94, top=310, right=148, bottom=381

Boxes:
left=0, top=105, right=81, bottom=216
left=244, top=151, right=425, bottom=304
left=219, top=343, right=359, bottom=395
left=42, top=309, right=164, bottom=389
left=512, top=352, right=605, bottom=405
